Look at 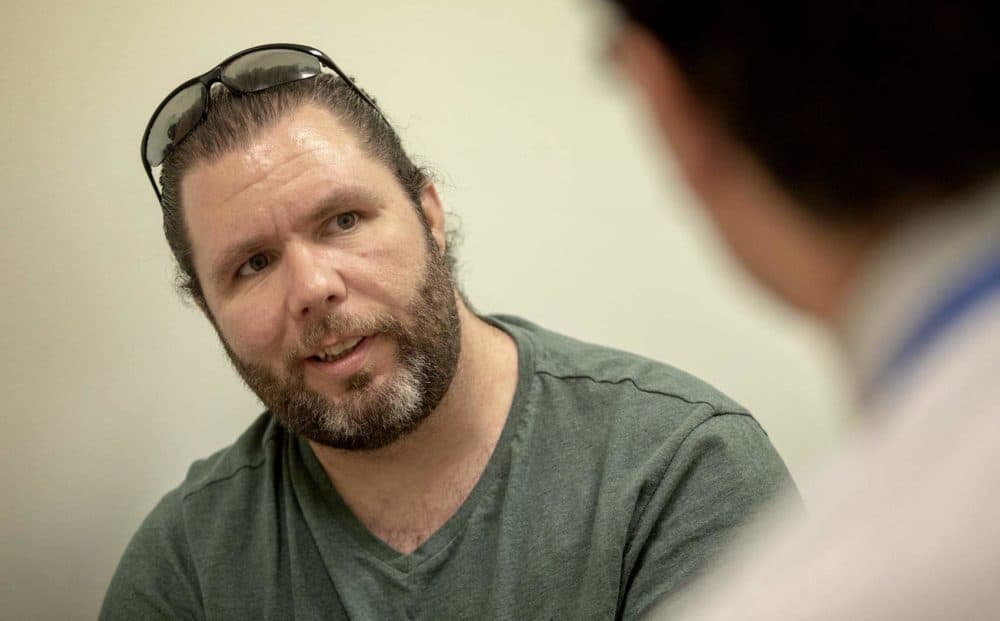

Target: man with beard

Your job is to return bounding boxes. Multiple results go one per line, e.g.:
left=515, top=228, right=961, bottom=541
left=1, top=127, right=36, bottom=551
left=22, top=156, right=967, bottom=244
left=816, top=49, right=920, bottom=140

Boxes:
left=101, top=44, right=795, bottom=620
left=603, top=1, right=1000, bottom=619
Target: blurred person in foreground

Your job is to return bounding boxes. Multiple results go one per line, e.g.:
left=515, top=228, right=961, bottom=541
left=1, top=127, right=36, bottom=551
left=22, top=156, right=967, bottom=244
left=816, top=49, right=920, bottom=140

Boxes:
left=99, top=43, right=796, bottom=619
left=604, top=1, right=1000, bottom=619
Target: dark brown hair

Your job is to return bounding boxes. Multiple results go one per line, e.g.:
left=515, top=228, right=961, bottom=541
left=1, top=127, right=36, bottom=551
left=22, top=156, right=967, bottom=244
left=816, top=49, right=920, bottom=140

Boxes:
left=612, top=1, right=1000, bottom=224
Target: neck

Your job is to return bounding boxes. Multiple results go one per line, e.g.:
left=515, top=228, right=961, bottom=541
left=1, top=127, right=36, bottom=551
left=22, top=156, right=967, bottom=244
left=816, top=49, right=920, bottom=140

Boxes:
left=306, top=302, right=518, bottom=549
left=802, top=219, right=884, bottom=326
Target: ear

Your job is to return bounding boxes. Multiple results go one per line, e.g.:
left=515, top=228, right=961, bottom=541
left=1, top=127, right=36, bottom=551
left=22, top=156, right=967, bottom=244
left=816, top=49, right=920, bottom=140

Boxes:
left=613, top=24, right=729, bottom=199
left=418, top=182, right=447, bottom=254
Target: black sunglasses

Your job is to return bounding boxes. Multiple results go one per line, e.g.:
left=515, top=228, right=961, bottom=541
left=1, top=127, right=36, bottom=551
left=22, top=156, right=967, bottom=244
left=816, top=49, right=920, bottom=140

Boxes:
left=140, top=43, right=384, bottom=203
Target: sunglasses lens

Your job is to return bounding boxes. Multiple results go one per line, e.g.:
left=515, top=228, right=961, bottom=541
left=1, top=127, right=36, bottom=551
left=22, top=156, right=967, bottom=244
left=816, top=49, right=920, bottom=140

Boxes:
left=145, top=82, right=207, bottom=167
left=222, top=49, right=323, bottom=93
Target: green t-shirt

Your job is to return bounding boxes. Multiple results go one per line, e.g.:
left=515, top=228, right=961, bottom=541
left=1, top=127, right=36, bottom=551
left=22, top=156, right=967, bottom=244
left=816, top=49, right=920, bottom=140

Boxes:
left=101, top=315, right=795, bottom=620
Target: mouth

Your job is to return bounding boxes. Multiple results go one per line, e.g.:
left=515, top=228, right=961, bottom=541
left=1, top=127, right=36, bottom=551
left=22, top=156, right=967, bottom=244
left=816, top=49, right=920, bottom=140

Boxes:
left=308, top=335, right=367, bottom=363
left=303, top=334, right=376, bottom=380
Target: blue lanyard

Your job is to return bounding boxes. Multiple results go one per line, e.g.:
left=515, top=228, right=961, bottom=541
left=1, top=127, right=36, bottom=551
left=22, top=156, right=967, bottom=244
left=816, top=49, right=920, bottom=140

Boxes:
left=879, top=251, right=1000, bottom=386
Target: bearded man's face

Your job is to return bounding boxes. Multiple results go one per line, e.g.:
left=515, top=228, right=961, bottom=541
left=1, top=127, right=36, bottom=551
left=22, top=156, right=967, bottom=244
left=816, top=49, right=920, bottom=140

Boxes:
left=181, top=105, right=461, bottom=449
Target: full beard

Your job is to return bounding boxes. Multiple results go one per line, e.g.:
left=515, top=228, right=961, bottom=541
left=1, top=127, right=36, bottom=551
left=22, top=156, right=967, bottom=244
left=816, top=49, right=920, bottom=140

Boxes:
left=219, top=234, right=461, bottom=450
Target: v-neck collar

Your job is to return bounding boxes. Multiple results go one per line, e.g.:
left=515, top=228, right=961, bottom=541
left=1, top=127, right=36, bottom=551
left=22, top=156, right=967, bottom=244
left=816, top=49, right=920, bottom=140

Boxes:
left=288, top=316, right=535, bottom=577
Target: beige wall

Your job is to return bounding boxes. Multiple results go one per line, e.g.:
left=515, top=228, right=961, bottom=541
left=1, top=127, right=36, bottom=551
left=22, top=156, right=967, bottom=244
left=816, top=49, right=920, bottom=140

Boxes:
left=1, top=1, right=850, bottom=618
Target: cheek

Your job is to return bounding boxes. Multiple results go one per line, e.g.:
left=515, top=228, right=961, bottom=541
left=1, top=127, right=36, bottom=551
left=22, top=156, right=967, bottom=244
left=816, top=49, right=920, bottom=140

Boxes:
left=351, top=238, right=428, bottom=306
left=213, top=292, right=287, bottom=359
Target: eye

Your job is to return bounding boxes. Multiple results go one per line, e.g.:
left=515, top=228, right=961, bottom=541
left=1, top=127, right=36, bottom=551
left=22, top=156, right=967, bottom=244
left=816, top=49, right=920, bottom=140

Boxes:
left=237, top=252, right=271, bottom=277
left=332, top=211, right=358, bottom=231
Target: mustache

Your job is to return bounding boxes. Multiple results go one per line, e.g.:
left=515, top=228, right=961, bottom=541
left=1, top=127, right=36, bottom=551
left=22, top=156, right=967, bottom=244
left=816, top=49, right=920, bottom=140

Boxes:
left=286, top=310, right=404, bottom=364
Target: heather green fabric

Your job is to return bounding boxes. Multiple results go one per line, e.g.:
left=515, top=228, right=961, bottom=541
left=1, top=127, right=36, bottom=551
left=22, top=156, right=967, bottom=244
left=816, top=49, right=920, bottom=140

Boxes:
left=101, top=315, right=795, bottom=620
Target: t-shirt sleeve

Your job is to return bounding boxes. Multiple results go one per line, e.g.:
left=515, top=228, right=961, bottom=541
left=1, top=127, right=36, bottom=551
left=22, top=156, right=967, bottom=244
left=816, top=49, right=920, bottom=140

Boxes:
left=620, top=412, right=799, bottom=619
left=99, top=486, right=204, bottom=621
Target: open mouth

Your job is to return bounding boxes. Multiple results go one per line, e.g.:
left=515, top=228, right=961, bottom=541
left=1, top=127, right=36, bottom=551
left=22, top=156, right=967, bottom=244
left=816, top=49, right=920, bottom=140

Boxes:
left=309, top=336, right=366, bottom=363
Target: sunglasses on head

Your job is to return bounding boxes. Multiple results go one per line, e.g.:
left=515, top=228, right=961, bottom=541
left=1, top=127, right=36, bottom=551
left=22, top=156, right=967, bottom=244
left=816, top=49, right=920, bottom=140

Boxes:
left=140, top=43, right=383, bottom=203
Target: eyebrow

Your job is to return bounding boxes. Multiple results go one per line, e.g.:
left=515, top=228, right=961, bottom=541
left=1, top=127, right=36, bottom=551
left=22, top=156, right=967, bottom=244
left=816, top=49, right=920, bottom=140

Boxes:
left=208, top=187, right=383, bottom=284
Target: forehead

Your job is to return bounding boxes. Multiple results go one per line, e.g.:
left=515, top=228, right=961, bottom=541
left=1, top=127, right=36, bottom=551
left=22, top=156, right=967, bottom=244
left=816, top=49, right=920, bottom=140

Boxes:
left=180, top=104, right=391, bottom=214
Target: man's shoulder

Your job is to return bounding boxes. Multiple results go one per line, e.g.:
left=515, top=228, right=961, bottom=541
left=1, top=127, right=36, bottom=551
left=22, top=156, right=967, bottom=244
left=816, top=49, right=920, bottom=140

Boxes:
left=100, top=414, right=285, bottom=619
left=135, top=413, right=285, bottom=554
left=493, top=314, right=749, bottom=417
left=179, top=412, right=283, bottom=502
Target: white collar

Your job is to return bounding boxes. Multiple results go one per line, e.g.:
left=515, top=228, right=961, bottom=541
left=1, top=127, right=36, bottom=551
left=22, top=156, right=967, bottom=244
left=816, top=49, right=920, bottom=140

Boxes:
left=839, top=178, right=1000, bottom=399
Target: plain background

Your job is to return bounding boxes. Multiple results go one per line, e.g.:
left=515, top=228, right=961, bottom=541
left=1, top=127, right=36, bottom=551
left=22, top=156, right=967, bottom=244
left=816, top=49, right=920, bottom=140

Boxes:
left=1, top=1, right=851, bottom=618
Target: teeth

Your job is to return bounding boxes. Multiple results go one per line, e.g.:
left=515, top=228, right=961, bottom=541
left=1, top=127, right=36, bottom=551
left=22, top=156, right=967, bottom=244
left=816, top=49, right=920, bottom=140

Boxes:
left=317, top=336, right=363, bottom=361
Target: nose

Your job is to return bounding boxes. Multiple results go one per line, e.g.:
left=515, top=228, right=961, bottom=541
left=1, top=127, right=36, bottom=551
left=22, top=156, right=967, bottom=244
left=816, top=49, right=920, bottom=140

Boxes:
left=284, top=243, right=346, bottom=320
